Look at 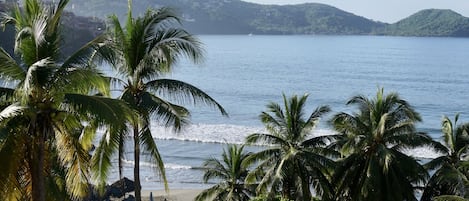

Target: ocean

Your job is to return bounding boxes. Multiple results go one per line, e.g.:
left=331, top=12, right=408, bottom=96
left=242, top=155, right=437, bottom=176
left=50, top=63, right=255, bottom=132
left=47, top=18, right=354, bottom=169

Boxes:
left=104, top=35, right=469, bottom=190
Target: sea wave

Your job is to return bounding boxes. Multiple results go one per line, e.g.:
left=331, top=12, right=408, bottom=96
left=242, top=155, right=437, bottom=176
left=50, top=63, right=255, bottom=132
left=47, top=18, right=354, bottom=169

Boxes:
left=150, top=123, right=441, bottom=159
left=150, top=124, right=266, bottom=144
left=122, top=159, right=192, bottom=170
left=150, top=124, right=336, bottom=144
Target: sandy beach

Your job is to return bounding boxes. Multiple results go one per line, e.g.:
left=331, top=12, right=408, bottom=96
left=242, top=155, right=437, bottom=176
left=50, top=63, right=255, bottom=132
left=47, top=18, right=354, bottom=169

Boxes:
left=141, top=189, right=203, bottom=201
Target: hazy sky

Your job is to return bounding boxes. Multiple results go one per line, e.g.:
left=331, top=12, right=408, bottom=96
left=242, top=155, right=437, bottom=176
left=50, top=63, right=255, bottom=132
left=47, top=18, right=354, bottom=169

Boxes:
left=244, top=0, right=469, bottom=23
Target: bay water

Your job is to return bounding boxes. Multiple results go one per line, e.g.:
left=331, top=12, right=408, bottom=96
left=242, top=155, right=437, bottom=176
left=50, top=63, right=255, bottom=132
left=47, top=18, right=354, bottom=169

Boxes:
left=106, top=35, right=469, bottom=190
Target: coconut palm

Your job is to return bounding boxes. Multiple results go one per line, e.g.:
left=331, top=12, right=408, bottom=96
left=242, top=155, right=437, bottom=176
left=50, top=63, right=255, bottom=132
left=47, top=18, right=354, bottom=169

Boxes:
left=421, top=114, right=469, bottom=200
left=91, top=1, right=227, bottom=200
left=330, top=88, right=443, bottom=201
left=195, top=144, right=254, bottom=201
left=245, top=94, right=336, bottom=201
left=0, top=0, right=131, bottom=201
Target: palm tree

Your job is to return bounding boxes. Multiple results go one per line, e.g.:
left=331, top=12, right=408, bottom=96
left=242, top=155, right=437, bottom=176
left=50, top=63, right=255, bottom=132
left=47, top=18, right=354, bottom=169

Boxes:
left=0, top=0, right=130, bottom=201
left=91, top=1, right=227, bottom=200
left=330, top=88, right=443, bottom=201
left=421, top=114, right=469, bottom=200
left=245, top=94, right=336, bottom=201
left=195, top=144, right=254, bottom=201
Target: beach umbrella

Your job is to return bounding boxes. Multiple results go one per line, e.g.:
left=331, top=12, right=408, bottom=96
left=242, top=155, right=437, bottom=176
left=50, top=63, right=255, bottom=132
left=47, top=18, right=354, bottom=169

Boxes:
left=106, top=177, right=135, bottom=198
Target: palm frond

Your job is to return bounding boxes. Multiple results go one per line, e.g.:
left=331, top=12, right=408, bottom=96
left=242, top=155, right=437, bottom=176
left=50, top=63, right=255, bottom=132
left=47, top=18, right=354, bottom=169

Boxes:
left=0, top=47, right=25, bottom=81
left=61, top=34, right=113, bottom=69
left=147, top=27, right=204, bottom=66
left=139, top=125, right=169, bottom=191
left=245, top=133, right=287, bottom=146
left=53, top=66, right=110, bottom=97
left=0, top=103, right=26, bottom=121
left=195, top=184, right=224, bottom=201
left=139, top=92, right=190, bottom=131
left=0, top=121, right=28, bottom=198
left=62, top=94, right=132, bottom=126
left=20, top=57, right=56, bottom=100
left=443, top=115, right=455, bottom=153
left=145, top=79, right=227, bottom=116
left=53, top=121, right=90, bottom=199
left=91, top=125, right=128, bottom=189
left=47, top=0, right=68, bottom=35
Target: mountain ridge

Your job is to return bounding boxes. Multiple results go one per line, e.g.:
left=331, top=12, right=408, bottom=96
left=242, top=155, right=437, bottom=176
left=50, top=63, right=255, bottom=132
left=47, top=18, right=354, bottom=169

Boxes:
left=64, top=0, right=469, bottom=37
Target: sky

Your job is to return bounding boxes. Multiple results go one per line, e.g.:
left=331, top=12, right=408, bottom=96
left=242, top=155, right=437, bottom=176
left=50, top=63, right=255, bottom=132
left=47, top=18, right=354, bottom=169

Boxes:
left=244, top=0, right=469, bottom=23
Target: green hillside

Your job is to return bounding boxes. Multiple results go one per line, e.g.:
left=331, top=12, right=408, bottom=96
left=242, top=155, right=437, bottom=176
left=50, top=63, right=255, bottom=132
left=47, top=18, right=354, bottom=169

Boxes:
left=382, top=9, right=469, bottom=37
left=3, top=1, right=469, bottom=38
left=67, top=0, right=384, bottom=35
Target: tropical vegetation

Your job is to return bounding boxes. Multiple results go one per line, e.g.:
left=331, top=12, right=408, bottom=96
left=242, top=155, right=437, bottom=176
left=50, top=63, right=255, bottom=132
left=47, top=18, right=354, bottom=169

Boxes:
left=0, top=0, right=130, bottom=200
left=244, top=94, right=336, bottom=201
left=195, top=144, right=254, bottom=201
left=330, top=88, right=442, bottom=201
left=421, top=114, right=469, bottom=200
left=89, top=1, right=227, bottom=201
left=0, top=1, right=469, bottom=201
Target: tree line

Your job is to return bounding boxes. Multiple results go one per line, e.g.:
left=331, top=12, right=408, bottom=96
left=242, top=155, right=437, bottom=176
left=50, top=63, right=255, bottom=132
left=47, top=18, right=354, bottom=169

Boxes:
left=196, top=92, right=469, bottom=201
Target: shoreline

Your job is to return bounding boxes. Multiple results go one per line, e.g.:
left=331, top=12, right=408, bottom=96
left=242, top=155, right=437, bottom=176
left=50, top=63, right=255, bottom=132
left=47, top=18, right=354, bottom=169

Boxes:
left=141, top=189, right=203, bottom=201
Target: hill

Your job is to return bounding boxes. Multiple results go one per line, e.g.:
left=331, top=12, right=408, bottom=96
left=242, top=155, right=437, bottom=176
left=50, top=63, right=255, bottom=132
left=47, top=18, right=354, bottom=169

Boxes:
left=67, top=0, right=385, bottom=35
left=3, top=1, right=469, bottom=39
left=382, top=9, right=469, bottom=37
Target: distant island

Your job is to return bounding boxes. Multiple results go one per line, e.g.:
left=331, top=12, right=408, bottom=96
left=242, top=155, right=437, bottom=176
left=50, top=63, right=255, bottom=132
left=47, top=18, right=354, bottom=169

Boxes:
left=65, top=0, right=469, bottom=37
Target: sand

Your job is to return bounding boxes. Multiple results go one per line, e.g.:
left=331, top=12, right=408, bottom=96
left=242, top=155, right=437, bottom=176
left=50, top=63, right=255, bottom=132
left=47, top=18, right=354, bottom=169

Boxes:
left=141, top=189, right=203, bottom=201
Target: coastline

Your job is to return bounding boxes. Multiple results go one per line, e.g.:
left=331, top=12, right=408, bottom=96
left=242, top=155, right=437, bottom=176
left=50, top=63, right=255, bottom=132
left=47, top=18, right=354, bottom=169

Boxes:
left=141, top=189, right=203, bottom=201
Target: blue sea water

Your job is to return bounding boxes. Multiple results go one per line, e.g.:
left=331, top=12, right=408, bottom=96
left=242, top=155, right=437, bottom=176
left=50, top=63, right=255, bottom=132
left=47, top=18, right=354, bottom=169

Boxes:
left=106, top=35, right=469, bottom=190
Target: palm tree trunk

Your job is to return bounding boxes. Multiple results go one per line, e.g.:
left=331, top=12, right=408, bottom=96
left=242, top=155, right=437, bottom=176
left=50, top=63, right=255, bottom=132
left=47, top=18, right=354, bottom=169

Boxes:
left=283, top=179, right=291, bottom=200
left=119, top=132, right=124, bottom=179
left=301, top=178, right=312, bottom=201
left=31, top=134, right=46, bottom=201
left=134, top=125, right=142, bottom=201
left=299, top=165, right=312, bottom=201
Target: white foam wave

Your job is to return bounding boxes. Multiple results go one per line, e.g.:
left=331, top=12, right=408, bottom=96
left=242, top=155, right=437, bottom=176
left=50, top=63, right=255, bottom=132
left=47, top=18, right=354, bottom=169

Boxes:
left=122, top=159, right=192, bottom=170
left=150, top=123, right=441, bottom=159
left=150, top=124, right=338, bottom=144
left=150, top=124, right=266, bottom=144
left=165, top=163, right=192, bottom=170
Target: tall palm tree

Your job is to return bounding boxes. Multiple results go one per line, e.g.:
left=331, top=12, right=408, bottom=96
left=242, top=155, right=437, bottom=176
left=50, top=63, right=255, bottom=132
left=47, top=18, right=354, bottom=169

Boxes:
left=195, top=144, right=254, bottom=201
left=330, top=88, right=443, bottom=201
left=91, top=1, right=227, bottom=200
left=421, top=114, right=469, bottom=200
left=245, top=94, right=336, bottom=201
left=0, top=0, right=131, bottom=201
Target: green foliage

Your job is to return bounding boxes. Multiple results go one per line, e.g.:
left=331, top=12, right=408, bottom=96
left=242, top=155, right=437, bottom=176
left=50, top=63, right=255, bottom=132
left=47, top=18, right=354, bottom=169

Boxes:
left=422, top=114, right=469, bottom=200
left=0, top=1, right=104, bottom=59
left=383, top=9, right=469, bottom=37
left=245, top=94, right=336, bottom=201
left=195, top=144, right=254, bottom=201
left=0, top=0, right=130, bottom=200
left=330, top=88, right=442, bottom=201
left=91, top=1, right=226, bottom=200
